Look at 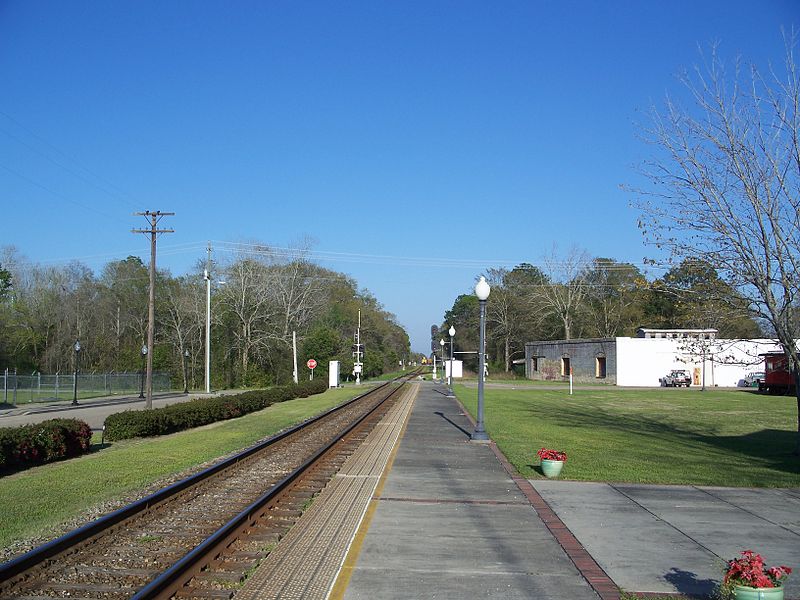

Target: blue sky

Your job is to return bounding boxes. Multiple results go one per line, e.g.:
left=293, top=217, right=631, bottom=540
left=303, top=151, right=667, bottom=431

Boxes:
left=1, top=1, right=797, bottom=352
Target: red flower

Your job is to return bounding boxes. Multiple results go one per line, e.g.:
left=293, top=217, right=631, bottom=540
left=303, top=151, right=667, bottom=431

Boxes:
left=724, top=550, right=791, bottom=589
left=537, top=448, right=567, bottom=462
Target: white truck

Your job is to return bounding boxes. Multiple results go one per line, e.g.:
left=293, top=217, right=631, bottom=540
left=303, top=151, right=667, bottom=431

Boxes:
left=659, top=369, right=692, bottom=387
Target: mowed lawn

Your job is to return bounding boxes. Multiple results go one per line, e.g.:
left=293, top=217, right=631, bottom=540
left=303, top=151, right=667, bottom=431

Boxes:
left=0, top=386, right=364, bottom=552
left=455, top=385, right=800, bottom=487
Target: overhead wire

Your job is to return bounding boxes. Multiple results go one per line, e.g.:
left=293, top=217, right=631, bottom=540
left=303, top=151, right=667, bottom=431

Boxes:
left=0, top=110, right=139, bottom=212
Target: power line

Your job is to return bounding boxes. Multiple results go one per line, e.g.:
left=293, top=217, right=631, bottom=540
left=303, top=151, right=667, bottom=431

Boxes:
left=0, top=110, right=138, bottom=211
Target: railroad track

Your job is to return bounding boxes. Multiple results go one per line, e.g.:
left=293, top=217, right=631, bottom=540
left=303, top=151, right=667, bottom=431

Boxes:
left=0, top=372, right=421, bottom=599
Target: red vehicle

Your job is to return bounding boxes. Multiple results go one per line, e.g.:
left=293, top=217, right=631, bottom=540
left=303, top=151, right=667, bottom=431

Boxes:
left=760, top=352, right=797, bottom=395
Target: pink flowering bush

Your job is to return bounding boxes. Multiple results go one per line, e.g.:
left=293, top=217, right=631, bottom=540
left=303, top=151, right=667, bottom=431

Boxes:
left=537, top=448, right=567, bottom=462
left=723, top=550, right=791, bottom=589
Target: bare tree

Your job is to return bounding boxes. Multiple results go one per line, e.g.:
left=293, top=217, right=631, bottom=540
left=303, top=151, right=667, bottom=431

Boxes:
left=632, top=38, right=800, bottom=453
left=218, top=250, right=280, bottom=384
left=533, top=246, right=592, bottom=340
left=162, top=275, right=205, bottom=391
left=484, top=268, right=515, bottom=371
left=584, top=258, right=645, bottom=337
left=270, top=256, right=326, bottom=344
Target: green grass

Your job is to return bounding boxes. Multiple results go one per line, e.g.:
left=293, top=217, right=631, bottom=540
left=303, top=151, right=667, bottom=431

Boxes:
left=455, top=385, right=800, bottom=487
left=0, top=386, right=364, bottom=551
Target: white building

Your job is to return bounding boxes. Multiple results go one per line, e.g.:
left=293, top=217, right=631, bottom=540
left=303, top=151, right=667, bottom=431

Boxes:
left=525, top=329, right=782, bottom=387
left=615, top=337, right=780, bottom=387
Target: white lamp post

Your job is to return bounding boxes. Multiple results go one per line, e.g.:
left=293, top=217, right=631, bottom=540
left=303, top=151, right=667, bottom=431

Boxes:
left=448, top=325, right=455, bottom=388
left=472, top=276, right=491, bottom=441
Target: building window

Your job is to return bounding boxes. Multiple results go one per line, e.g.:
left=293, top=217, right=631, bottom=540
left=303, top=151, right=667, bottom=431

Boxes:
left=596, top=356, right=607, bottom=378
left=561, top=356, right=571, bottom=377
left=531, top=357, right=538, bottom=372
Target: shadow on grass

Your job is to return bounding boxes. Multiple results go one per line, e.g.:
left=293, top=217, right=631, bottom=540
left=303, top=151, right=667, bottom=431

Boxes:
left=528, top=464, right=548, bottom=477
left=522, top=402, right=799, bottom=477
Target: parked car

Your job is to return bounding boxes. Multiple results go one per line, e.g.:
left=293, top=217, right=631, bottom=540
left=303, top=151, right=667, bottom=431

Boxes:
left=659, top=369, right=692, bottom=387
left=743, top=371, right=765, bottom=387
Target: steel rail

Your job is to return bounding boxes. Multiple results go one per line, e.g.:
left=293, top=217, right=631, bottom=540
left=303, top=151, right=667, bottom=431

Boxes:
left=131, top=377, right=411, bottom=599
left=0, top=378, right=398, bottom=585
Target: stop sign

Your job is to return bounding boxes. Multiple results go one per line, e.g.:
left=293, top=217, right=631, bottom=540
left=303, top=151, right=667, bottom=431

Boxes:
left=307, top=359, right=317, bottom=369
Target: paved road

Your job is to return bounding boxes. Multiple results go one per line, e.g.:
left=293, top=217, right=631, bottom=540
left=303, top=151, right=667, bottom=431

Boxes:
left=0, top=391, right=229, bottom=431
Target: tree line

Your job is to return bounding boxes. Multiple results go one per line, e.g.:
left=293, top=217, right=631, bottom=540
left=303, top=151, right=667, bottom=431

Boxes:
left=439, top=250, right=762, bottom=374
left=0, top=245, right=410, bottom=389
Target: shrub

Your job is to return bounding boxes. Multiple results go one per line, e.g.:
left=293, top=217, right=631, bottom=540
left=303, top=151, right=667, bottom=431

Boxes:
left=104, top=379, right=328, bottom=441
left=0, top=418, right=92, bottom=472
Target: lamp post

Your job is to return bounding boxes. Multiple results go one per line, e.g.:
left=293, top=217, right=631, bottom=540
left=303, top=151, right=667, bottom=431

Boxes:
left=472, top=276, right=491, bottom=441
left=440, top=338, right=445, bottom=382
left=448, top=325, right=455, bottom=388
left=183, top=349, right=190, bottom=394
left=71, top=340, right=81, bottom=406
left=139, top=344, right=148, bottom=399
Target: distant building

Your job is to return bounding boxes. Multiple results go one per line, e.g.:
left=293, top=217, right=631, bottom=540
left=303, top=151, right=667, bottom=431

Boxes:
left=524, top=329, right=780, bottom=387
left=525, top=338, right=617, bottom=383
left=636, top=328, right=717, bottom=340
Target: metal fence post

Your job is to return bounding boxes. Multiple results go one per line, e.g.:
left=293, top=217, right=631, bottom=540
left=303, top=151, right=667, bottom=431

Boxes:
left=3, top=368, right=7, bottom=404
left=12, top=368, right=17, bottom=407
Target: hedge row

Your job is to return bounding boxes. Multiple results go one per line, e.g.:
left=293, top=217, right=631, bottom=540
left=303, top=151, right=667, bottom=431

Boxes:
left=104, top=379, right=329, bottom=441
left=0, top=418, right=93, bottom=470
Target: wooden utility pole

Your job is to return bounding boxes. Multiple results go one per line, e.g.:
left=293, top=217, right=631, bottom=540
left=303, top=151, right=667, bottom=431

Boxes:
left=132, top=211, right=174, bottom=409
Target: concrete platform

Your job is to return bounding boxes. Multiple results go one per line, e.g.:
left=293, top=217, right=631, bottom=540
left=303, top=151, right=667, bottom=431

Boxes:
left=338, top=383, right=599, bottom=599
left=337, top=382, right=800, bottom=599
left=533, top=481, right=800, bottom=598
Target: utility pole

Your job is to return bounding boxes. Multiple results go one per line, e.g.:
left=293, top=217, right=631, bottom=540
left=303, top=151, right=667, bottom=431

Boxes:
left=132, top=211, right=174, bottom=409
left=204, top=242, right=212, bottom=394
left=292, top=330, right=299, bottom=384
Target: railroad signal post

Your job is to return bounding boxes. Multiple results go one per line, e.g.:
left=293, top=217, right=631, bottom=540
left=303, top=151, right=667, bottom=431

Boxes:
left=353, top=309, right=363, bottom=384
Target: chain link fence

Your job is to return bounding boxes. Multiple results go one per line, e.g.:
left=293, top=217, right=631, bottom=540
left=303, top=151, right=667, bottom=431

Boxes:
left=1, top=370, right=172, bottom=405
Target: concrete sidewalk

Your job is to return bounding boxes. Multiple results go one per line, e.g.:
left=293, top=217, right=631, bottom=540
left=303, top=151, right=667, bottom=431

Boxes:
left=342, top=381, right=800, bottom=599
left=533, top=481, right=800, bottom=598
left=341, top=382, right=601, bottom=599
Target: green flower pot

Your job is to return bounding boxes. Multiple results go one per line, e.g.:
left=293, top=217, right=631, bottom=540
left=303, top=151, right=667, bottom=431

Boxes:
left=733, top=584, right=784, bottom=600
left=541, top=459, right=564, bottom=478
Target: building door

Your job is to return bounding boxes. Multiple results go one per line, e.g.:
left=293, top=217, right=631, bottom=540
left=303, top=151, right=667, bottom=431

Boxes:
left=596, top=356, right=607, bottom=378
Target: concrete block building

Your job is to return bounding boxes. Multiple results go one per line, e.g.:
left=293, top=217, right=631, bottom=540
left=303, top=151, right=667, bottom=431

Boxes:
left=524, top=329, right=782, bottom=387
left=525, top=338, right=617, bottom=384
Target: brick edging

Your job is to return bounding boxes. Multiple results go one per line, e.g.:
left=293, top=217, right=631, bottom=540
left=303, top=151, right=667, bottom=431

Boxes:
left=449, top=392, right=621, bottom=600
